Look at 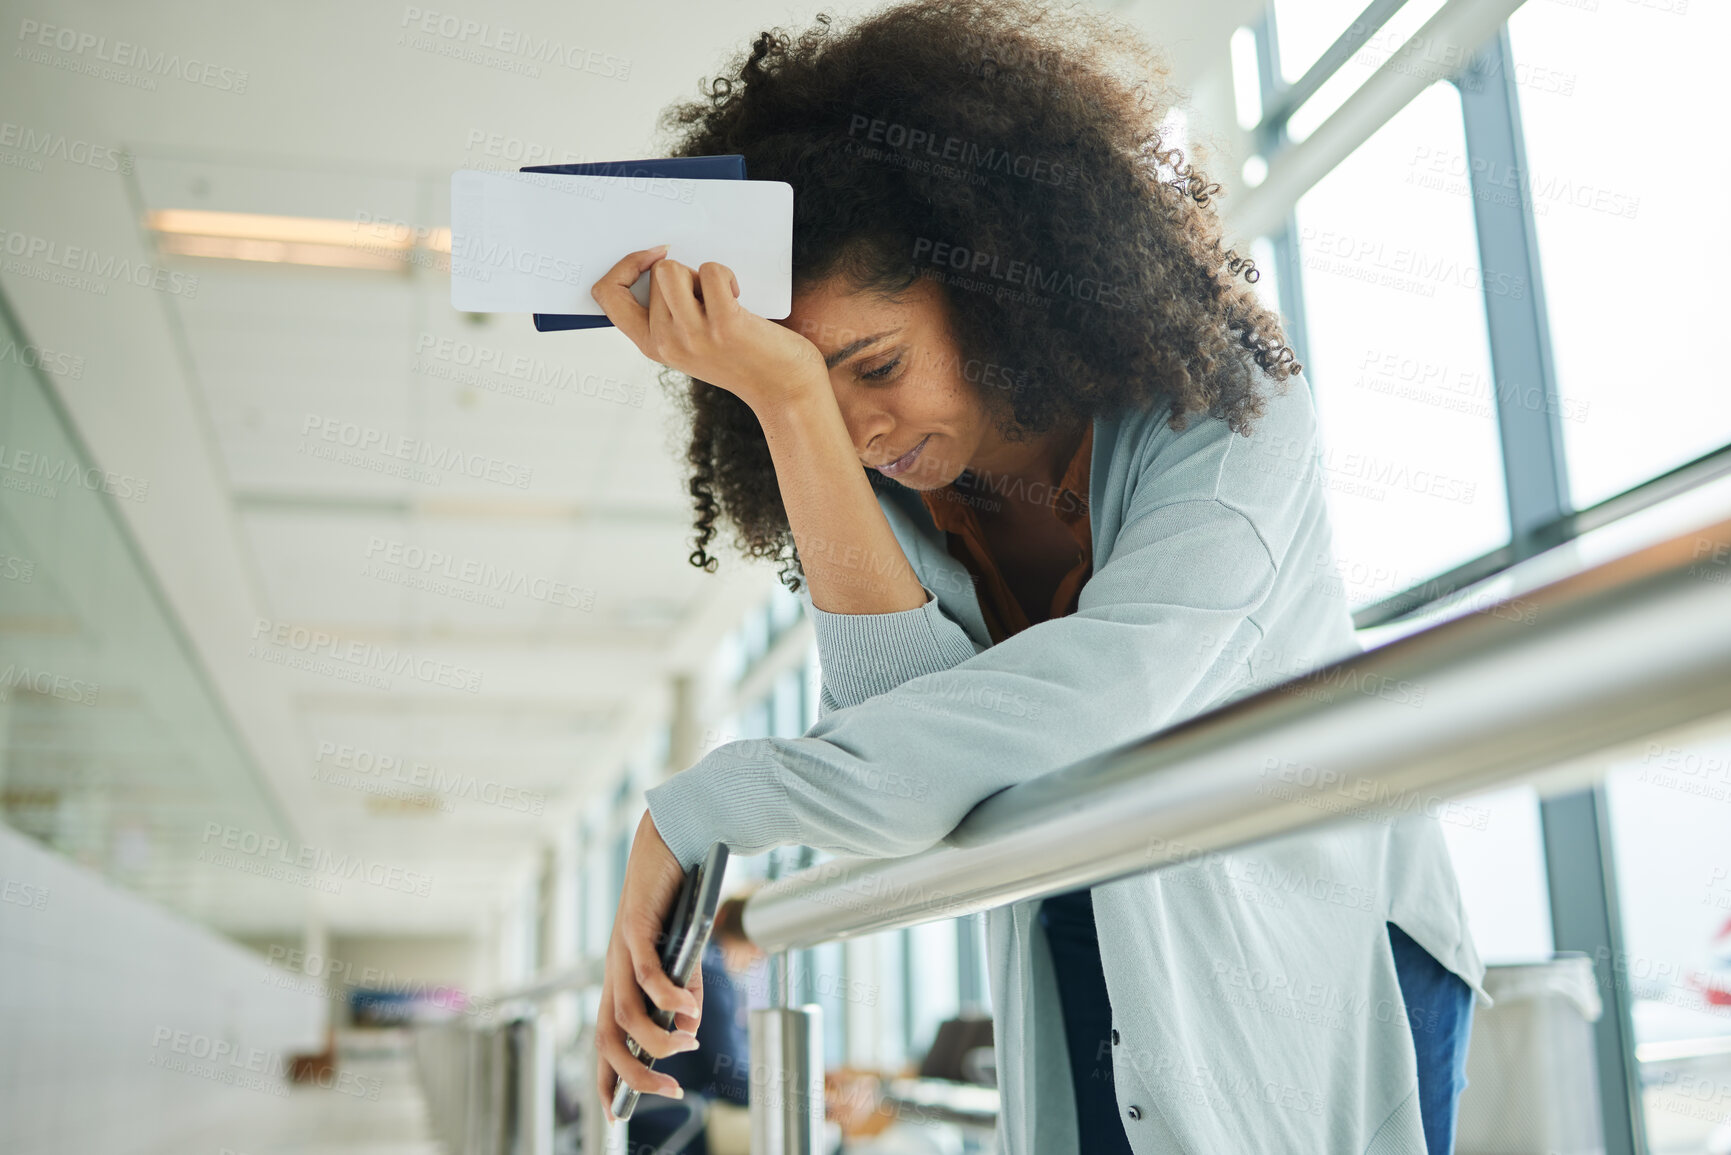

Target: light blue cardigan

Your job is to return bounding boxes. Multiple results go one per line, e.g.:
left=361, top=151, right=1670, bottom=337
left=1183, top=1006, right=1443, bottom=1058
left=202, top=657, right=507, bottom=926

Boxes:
left=646, top=369, right=1486, bottom=1154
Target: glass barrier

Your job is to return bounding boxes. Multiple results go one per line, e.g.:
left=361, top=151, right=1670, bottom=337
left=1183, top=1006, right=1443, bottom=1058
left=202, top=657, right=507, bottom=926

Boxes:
left=0, top=294, right=294, bottom=926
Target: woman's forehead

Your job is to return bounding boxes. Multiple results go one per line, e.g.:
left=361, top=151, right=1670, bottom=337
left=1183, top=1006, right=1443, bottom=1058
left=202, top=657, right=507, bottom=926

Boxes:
left=787, top=276, right=940, bottom=349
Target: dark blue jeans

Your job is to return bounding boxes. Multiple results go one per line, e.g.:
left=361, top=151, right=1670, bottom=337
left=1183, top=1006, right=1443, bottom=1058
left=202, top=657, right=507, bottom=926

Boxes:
left=1041, top=893, right=1474, bottom=1154
left=1388, top=921, right=1476, bottom=1154
left=1041, top=890, right=1134, bottom=1154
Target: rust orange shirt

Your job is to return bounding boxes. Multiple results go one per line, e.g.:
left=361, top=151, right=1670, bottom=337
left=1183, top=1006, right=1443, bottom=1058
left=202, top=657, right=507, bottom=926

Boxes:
left=918, top=424, right=1094, bottom=645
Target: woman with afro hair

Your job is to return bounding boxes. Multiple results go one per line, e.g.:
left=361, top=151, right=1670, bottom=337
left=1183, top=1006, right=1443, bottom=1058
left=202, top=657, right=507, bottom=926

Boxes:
left=591, top=2, right=1485, bottom=1151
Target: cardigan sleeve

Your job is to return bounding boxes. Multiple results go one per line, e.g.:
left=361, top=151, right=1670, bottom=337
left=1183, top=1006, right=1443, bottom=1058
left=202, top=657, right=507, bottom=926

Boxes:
left=802, top=584, right=988, bottom=716
left=645, top=490, right=1282, bottom=870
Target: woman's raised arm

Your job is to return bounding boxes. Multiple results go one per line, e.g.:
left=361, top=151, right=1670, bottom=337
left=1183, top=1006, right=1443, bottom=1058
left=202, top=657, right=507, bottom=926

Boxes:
left=591, top=246, right=929, bottom=616
left=589, top=245, right=943, bottom=1108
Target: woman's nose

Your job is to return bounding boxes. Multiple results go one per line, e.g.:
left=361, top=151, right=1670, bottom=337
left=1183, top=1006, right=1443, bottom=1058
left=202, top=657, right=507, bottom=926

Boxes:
left=834, top=387, right=894, bottom=462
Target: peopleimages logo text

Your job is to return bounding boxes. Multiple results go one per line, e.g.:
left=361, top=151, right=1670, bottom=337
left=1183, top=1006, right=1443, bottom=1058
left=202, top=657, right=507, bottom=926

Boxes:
left=314, top=740, right=547, bottom=814
left=0, top=121, right=131, bottom=174
left=299, top=415, right=533, bottom=489
left=16, top=19, right=250, bottom=92
left=150, top=1027, right=381, bottom=1099
left=0, top=442, right=149, bottom=501
left=250, top=616, right=484, bottom=693
left=0, top=662, right=99, bottom=706
left=911, top=237, right=1130, bottom=308
left=199, top=824, right=434, bottom=896
left=398, top=8, right=631, bottom=79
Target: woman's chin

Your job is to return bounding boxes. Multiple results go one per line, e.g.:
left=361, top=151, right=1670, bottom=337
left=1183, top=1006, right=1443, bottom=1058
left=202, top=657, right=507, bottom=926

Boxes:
left=893, top=454, right=968, bottom=492
left=885, top=468, right=951, bottom=492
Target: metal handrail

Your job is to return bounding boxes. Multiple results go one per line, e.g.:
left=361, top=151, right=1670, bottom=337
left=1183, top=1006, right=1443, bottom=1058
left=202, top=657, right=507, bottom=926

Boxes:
left=483, top=958, right=604, bottom=1006
left=741, top=506, right=1731, bottom=955
left=410, top=961, right=605, bottom=1155
left=413, top=1013, right=554, bottom=1155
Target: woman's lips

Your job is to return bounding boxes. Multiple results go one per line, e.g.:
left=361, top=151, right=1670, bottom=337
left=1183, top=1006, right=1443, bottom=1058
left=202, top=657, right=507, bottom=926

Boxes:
left=874, top=434, right=931, bottom=478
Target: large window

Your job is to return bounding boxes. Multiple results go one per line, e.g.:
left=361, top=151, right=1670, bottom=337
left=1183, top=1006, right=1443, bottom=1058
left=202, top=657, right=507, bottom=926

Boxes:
left=1272, top=0, right=1380, bottom=84
left=1274, top=0, right=1450, bottom=141
left=1507, top=1, right=1731, bottom=509
left=1437, top=785, right=1553, bottom=964
left=1293, top=80, right=1511, bottom=603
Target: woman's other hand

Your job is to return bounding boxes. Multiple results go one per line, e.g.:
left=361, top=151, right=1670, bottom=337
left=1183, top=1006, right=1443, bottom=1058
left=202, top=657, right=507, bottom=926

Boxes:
left=592, top=245, right=828, bottom=414
left=594, top=810, right=705, bottom=1119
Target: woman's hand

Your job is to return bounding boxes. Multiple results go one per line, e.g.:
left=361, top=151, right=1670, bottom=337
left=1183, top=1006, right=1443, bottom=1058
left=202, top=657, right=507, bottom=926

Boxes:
left=594, top=246, right=927, bottom=617
left=594, top=810, right=705, bottom=1119
left=591, top=245, right=829, bottom=415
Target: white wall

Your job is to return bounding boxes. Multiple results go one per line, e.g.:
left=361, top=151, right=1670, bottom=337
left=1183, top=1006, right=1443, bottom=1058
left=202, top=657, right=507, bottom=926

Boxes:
left=0, top=823, right=324, bottom=1155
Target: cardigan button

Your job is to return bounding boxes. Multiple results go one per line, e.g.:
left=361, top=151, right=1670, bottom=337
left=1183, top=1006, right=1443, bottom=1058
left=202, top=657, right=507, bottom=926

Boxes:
left=1127, top=1105, right=1144, bottom=1121
left=1111, top=1029, right=1121, bottom=1046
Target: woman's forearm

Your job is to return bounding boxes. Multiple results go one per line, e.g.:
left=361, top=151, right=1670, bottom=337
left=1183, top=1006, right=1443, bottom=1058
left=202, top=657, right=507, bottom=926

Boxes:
left=756, top=389, right=929, bottom=615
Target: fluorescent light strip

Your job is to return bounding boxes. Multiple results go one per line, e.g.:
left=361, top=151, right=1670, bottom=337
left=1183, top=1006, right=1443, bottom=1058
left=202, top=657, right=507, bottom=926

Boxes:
left=147, top=209, right=403, bottom=247
left=146, top=209, right=450, bottom=269
left=155, top=233, right=409, bottom=270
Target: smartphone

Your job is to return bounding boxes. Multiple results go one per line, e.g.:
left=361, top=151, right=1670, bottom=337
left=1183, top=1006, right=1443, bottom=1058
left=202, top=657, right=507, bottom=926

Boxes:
left=610, top=841, right=731, bottom=1124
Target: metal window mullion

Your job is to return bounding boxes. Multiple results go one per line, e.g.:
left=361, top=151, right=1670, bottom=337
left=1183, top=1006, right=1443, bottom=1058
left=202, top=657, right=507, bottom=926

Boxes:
left=1262, top=0, right=1411, bottom=136
left=1252, top=7, right=1287, bottom=155
left=1254, top=10, right=1315, bottom=414
left=1457, top=27, right=1646, bottom=1155
left=1269, top=208, right=1311, bottom=374
left=1456, top=26, right=1570, bottom=536
left=1538, top=789, right=1648, bottom=1155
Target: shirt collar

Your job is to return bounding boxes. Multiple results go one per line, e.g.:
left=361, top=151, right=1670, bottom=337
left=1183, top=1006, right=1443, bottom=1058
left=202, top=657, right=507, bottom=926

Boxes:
left=918, top=421, right=1093, bottom=532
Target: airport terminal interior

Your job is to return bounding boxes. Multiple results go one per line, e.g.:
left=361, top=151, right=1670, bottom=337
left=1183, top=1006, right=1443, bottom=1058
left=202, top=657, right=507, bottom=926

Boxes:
left=1, top=0, right=1729, bottom=1152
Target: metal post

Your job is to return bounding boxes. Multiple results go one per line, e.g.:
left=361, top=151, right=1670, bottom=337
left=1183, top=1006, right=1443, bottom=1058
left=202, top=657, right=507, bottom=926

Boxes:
left=581, top=1031, right=617, bottom=1155
left=464, top=1026, right=491, bottom=1155
left=956, top=914, right=985, bottom=1013
left=749, top=1004, right=824, bottom=1155
left=511, top=1014, right=555, bottom=1155
left=488, top=1023, right=512, bottom=1155
left=768, top=949, right=790, bottom=1008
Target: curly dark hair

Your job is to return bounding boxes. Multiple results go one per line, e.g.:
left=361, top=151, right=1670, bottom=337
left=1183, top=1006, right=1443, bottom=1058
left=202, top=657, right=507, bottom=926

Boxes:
left=653, top=0, right=1302, bottom=587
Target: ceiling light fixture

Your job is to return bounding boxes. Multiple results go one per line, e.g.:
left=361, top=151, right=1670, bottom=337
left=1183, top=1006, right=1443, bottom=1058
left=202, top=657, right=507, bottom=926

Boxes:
left=146, top=209, right=450, bottom=270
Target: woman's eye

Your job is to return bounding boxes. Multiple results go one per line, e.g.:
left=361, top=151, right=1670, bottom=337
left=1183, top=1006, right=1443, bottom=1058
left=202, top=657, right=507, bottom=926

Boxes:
left=860, top=356, right=901, bottom=382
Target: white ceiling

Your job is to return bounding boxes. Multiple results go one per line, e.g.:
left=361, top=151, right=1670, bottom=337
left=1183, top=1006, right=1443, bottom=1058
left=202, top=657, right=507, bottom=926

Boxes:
left=0, top=0, right=1259, bottom=940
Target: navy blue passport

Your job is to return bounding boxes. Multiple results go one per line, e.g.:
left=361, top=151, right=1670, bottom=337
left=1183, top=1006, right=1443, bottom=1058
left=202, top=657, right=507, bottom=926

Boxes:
left=519, top=154, right=749, bottom=332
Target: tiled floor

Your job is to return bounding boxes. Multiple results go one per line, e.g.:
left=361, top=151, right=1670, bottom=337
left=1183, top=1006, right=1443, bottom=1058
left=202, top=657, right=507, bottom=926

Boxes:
left=147, top=1031, right=445, bottom=1155
left=135, top=1029, right=1731, bottom=1155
